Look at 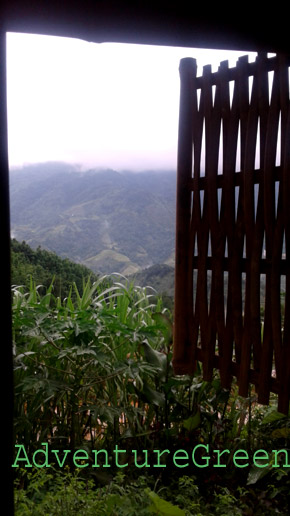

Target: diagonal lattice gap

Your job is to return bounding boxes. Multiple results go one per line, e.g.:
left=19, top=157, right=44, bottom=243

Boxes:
left=197, top=88, right=201, bottom=111
left=255, top=117, right=261, bottom=170
left=235, top=185, right=239, bottom=222
left=241, top=272, right=246, bottom=319
left=194, top=232, right=198, bottom=256
left=275, top=180, right=279, bottom=220
left=224, top=270, right=229, bottom=320
left=229, top=80, right=235, bottom=109
left=260, top=272, right=266, bottom=322
left=282, top=229, right=286, bottom=257
left=218, top=123, right=223, bottom=175
left=254, top=183, right=259, bottom=223
left=249, top=75, right=254, bottom=102
left=217, top=188, right=222, bottom=221
left=243, top=235, right=246, bottom=258
left=235, top=121, right=241, bottom=172
left=190, top=190, right=194, bottom=219
left=262, top=231, right=266, bottom=258
left=212, top=84, right=217, bottom=104
left=276, top=111, right=281, bottom=167
left=268, top=70, right=274, bottom=103
left=281, top=274, right=286, bottom=329
left=208, top=230, right=212, bottom=257
left=200, top=118, right=206, bottom=176
left=193, top=268, right=198, bottom=313
left=207, top=269, right=212, bottom=315
left=224, top=237, right=228, bottom=258
left=281, top=231, right=286, bottom=334
left=199, top=189, right=204, bottom=218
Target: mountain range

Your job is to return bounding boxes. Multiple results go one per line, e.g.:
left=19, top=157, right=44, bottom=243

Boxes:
left=9, top=162, right=177, bottom=277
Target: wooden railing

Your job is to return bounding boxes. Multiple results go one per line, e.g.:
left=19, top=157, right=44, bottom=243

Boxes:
left=173, top=53, right=290, bottom=414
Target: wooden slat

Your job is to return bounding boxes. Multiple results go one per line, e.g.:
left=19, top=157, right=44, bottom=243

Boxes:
left=250, top=53, right=268, bottom=375
left=218, top=59, right=235, bottom=389
left=193, top=65, right=211, bottom=380
left=238, top=54, right=257, bottom=397
left=203, top=63, right=221, bottom=381
left=258, top=57, right=281, bottom=404
left=191, top=257, right=288, bottom=275
left=187, top=166, right=283, bottom=190
left=189, top=57, right=205, bottom=357
left=278, top=57, right=290, bottom=413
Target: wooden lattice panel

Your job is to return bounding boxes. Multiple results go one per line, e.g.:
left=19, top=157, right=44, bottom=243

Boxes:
left=173, top=53, right=290, bottom=414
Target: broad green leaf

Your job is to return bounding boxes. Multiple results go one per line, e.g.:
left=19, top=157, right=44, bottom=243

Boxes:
left=247, top=463, right=273, bottom=485
left=142, top=340, right=167, bottom=379
left=147, top=490, right=186, bottom=515
left=143, top=383, right=166, bottom=408
left=262, top=409, right=286, bottom=424
left=183, top=411, right=201, bottom=432
left=271, top=427, right=290, bottom=438
left=135, top=382, right=165, bottom=408
left=152, top=312, right=173, bottom=344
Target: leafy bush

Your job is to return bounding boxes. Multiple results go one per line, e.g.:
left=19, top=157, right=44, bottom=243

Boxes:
left=13, top=276, right=171, bottom=456
left=12, top=275, right=290, bottom=514
left=11, top=238, right=99, bottom=300
left=15, top=468, right=191, bottom=515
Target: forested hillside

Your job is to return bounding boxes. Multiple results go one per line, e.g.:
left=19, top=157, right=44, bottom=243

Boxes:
left=10, top=162, right=176, bottom=275
left=11, top=238, right=98, bottom=299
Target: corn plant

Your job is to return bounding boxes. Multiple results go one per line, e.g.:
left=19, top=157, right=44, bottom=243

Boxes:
left=13, top=275, right=178, bottom=462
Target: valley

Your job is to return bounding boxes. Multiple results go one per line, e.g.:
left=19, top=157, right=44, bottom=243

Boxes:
left=10, top=162, right=177, bottom=276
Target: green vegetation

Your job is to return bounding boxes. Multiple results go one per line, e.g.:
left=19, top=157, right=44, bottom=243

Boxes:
left=11, top=238, right=98, bottom=299
left=129, top=263, right=175, bottom=310
left=13, top=273, right=290, bottom=514
left=10, top=164, right=288, bottom=513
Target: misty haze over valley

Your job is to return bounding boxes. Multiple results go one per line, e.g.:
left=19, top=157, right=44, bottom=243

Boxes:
left=10, top=162, right=177, bottom=278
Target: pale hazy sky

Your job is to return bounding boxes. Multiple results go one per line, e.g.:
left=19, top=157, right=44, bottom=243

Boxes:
left=6, top=33, right=257, bottom=171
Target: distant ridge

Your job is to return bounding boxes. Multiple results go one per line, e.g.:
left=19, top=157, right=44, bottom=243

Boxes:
left=129, top=263, right=175, bottom=297
left=10, top=163, right=176, bottom=276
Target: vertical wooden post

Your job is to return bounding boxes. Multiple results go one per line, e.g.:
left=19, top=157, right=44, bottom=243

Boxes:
left=173, top=57, right=196, bottom=375
left=0, top=28, right=14, bottom=515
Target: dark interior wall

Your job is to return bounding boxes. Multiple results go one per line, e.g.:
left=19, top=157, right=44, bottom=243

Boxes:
left=2, top=1, right=290, bottom=53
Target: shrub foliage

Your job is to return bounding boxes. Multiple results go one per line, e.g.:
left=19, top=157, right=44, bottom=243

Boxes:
left=13, top=276, right=290, bottom=514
